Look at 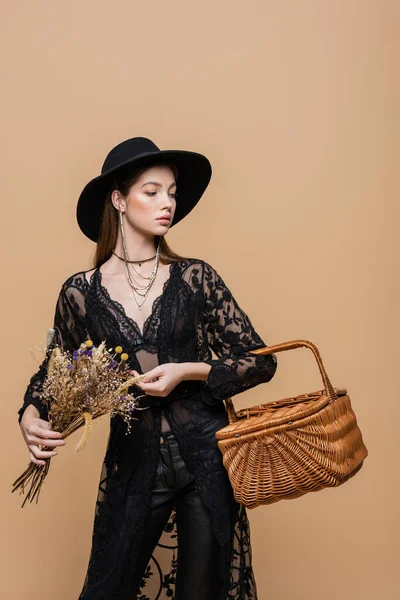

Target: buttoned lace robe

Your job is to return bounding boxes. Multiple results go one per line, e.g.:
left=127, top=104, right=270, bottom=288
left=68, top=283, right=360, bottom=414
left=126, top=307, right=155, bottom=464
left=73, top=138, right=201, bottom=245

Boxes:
left=18, top=258, right=277, bottom=600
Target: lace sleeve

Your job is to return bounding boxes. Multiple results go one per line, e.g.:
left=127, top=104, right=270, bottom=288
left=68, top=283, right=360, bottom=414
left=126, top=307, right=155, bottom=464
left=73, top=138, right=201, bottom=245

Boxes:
left=201, top=261, right=277, bottom=405
left=18, top=280, right=87, bottom=423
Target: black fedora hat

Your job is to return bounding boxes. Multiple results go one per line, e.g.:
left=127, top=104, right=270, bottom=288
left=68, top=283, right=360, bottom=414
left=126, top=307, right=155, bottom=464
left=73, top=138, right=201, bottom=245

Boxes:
left=76, top=136, right=212, bottom=242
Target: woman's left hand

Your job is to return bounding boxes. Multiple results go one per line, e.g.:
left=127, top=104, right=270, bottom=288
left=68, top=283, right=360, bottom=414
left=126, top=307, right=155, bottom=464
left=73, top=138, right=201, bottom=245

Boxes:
left=129, top=363, right=186, bottom=397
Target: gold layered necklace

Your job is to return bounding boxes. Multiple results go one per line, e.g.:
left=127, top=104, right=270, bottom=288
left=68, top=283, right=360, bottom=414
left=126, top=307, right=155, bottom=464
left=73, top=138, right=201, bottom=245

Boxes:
left=118, top=211, right=161, bottom=310
left=111, top=251, right=156, bottom=266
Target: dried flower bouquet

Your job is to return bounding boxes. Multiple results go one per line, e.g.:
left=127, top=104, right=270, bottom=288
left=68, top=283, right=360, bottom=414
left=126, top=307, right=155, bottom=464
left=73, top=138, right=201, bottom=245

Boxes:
left=12, top=330, right=145, bottom=507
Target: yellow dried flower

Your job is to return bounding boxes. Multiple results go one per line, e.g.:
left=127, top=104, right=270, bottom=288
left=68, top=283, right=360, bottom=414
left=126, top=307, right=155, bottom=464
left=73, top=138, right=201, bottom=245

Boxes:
left=48, top=346, right=61, bottom=376
left=120, top=353, right=129, bottom=361
left=85, top=340, right=94, bottom=348
left=115, top=346, right=123, bottom=354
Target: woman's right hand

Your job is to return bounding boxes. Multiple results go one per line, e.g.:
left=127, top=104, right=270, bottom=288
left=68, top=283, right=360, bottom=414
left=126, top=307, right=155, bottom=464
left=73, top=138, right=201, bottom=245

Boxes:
left=19, top=405, right=66, bottom=466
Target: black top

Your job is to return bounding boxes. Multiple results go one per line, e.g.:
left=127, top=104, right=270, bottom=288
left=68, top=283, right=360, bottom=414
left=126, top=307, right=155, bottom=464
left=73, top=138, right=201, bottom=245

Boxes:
left=19, top=258, right=277, bottom=600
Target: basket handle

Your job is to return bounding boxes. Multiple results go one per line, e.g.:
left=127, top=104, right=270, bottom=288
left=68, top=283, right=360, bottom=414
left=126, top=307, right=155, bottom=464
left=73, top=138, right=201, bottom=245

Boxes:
left=250, top=340, right=337, bottom=401
left=224, top=340, right=337, bottom=424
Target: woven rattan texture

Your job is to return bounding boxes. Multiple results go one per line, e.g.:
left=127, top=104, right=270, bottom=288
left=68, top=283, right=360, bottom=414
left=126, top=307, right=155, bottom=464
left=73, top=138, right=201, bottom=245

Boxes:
left=216, top=341, right=368, bottom=508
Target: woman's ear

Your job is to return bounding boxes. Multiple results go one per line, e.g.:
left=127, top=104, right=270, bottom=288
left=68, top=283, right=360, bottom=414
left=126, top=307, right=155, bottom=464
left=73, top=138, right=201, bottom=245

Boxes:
left=111, top=189, right=124, bottom=212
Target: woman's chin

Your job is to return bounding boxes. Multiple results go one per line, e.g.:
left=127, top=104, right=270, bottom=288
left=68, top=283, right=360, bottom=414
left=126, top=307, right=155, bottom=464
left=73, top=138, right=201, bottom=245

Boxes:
left=155, top=222, right=171, bottom=231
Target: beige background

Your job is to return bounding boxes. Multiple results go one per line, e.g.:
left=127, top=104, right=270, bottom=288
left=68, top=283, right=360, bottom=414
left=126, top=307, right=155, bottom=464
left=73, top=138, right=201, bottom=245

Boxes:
left=1, top=1, right=398, bottom=598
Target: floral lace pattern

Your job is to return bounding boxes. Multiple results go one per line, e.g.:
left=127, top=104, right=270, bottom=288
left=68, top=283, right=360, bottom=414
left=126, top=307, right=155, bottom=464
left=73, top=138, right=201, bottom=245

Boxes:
left=18, top=258, right=277, bottom=599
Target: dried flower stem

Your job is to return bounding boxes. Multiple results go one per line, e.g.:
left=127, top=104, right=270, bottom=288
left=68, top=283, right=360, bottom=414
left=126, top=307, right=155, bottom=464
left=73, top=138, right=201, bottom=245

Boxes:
left=75, top=413, right=92, bottom=453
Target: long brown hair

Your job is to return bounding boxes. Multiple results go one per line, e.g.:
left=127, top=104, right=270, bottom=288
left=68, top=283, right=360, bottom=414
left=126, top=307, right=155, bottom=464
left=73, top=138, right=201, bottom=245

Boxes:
left=93, top=161, right=189, bottom=269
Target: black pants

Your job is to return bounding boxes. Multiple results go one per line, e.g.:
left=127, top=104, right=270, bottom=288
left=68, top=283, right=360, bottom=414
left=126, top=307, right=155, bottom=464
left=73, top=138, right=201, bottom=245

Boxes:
left=131, top=430, right=222, bottom=599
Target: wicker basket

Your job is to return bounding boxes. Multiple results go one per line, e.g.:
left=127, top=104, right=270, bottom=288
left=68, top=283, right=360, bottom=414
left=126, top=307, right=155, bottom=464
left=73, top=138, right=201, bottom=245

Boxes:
left=216, top=340, right=368, bottom=509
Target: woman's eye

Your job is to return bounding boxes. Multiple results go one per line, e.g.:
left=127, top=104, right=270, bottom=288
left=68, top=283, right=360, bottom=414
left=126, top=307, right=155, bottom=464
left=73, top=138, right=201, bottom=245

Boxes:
left=145, top=191, right=176, bottom=198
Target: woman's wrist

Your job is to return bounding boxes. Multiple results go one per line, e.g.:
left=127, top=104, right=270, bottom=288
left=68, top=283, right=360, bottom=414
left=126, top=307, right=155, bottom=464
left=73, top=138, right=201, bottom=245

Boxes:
left=20, top=404, right=40, bottom=425
left=180, top=362, right=211, bottom=382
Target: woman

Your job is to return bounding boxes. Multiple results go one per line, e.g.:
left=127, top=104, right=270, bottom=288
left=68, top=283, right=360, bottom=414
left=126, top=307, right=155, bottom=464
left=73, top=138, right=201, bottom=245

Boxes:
left=18, top=137, right=277, bottom=600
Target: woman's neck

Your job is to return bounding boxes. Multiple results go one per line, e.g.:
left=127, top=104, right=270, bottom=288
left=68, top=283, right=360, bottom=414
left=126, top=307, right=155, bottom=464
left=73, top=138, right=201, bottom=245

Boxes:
left=114, top=230, right=158, bottom=262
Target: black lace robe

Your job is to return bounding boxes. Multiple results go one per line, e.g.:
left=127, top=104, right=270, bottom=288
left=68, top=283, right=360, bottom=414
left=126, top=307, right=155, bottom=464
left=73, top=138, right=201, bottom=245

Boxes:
left=18, top=258, right=277, bottom=600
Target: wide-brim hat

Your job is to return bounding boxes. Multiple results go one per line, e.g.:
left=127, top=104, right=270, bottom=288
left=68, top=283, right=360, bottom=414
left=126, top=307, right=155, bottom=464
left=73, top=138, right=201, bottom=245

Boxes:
left=76, top=136, right=212, bottom=242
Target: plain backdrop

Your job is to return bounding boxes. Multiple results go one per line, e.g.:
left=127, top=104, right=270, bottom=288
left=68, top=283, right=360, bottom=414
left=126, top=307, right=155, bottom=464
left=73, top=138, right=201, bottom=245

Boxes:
left=1, top=1, right=398, bottom=598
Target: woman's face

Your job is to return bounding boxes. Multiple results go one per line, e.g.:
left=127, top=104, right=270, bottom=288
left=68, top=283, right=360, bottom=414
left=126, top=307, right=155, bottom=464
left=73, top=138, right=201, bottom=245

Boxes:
left=116, top=164, right=177, bottom=236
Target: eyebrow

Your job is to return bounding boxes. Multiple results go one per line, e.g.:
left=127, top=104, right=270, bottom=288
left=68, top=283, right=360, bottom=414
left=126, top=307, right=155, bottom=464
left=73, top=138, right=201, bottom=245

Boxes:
left=140, top=181, right=177, bottom=189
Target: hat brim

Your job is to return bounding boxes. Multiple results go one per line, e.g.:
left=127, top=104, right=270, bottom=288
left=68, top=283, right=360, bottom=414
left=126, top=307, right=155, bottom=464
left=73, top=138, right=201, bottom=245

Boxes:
left=76, top=149, right=212, bottom=242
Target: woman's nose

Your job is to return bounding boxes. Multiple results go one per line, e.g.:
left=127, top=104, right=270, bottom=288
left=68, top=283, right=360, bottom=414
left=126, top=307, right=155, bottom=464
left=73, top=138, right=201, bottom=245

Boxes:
left=161, top=194, right=174, bottom=209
